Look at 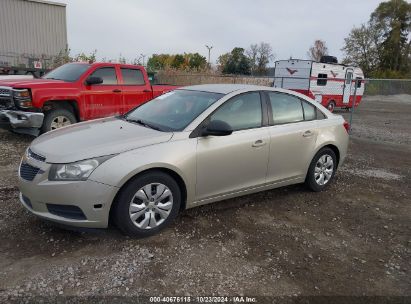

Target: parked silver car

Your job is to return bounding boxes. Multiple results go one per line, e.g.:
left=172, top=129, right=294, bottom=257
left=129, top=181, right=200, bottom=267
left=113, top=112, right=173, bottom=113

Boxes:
left=18, top=84, right=349, bottom=237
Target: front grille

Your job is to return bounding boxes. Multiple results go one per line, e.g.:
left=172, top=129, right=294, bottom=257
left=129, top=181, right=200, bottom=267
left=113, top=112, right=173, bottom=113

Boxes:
left=28, top=148, right=46, bottom=162
left=0, top=97, right=13, bottom=109
left=0, top=88, right=11, bottom=96
left=46, top=204, right=87, bottom=220
left=20, top=163, right=40, bottom=181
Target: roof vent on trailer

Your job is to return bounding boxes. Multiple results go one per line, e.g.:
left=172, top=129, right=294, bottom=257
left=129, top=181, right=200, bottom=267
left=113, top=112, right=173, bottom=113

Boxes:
left=320, top=56, right=338, bottom=64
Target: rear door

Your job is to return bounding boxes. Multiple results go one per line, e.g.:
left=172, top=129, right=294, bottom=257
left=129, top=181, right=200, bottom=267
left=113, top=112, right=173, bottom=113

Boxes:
left=195, top=92, right=270, bottom=201
left=83, top=66, right=122, bottom=119
left=120, top=67, right=153, bottom=113
left=265, top=91, right=319, bottom=183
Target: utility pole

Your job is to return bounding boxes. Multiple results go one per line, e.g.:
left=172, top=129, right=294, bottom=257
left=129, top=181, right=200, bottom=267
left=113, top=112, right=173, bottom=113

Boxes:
left=140, top=53, right=146, bottom=67
left=205, top=45, right=213, bottom=68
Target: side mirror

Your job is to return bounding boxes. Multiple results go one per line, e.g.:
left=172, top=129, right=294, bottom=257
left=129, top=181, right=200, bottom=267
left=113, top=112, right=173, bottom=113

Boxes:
left=202, top=120, right=233, bottom=137
left=85, top=76, right=103, bottom=85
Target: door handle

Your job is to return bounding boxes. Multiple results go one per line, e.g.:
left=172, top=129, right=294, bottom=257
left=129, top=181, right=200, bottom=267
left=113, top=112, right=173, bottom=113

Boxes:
left=143, top=89, right=151, bottom=93
left=303, top=130, right=313, bottom=137
left=252, top=139, right=266, bottom=147
left=112, top=89, right=122, bottom=93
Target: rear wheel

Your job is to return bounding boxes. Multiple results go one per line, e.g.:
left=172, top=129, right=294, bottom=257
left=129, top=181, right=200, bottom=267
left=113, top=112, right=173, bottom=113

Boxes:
left=305, top=148, right=337, bottom=192
left=41, top=108, right=77, bottom=133
left=113, top=171, right=181, bottom=238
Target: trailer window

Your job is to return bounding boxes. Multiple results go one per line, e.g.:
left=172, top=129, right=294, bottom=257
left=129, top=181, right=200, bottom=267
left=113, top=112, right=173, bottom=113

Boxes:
left=356, top=77, right=362, bottom=88
left=317, top=74, right=327, bottom=86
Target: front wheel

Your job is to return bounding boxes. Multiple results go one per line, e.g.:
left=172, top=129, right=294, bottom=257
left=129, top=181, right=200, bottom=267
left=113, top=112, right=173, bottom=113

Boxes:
left=305, top=148, right=337, bottom=192
left=41, top=108, right=77, bottom=133
left=113, top=171, right=181, bottom=238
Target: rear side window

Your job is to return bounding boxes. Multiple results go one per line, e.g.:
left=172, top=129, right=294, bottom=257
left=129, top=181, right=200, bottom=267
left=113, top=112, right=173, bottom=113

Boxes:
left=316, top=108, right=327, bottom=119
left=121, top=68, right=145, bottom=85
left=268, top=92, right=303, bottom=124
left=317, top=73, right=327, bottom=86
left=90, top=67, right=117, bottom=85
left=210, top=92, right=262, bottom=131
left=302, top=101, right=316, bottom=121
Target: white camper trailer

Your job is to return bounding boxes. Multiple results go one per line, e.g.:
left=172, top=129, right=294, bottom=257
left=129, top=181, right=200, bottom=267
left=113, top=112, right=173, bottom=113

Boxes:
left=273, top=57, right=365, bottom=112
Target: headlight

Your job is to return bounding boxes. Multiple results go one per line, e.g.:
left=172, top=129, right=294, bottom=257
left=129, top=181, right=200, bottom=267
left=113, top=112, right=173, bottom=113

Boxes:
left=13, top=89, right=32, bottom=108
left=48, top=155, right=114, bottom=181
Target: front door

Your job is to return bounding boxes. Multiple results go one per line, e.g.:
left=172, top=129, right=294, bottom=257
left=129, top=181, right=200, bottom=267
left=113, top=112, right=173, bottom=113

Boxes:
left=195, top=92, right=270, bottom=201
left=83, top=66, right=122, bottom=119
left=343, top=69, right=353, bottom=104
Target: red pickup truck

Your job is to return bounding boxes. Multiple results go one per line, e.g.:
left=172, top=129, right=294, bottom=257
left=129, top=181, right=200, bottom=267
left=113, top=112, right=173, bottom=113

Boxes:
left=0, top=62, right=178, bottom=135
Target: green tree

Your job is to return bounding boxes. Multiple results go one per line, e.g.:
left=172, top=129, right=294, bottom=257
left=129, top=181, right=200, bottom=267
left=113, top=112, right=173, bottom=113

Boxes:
left=147, top=54, right=173, bottom=71
left=370, top=0, right=411, bottom=73
left=74, top=50, right=97, bottom=63
left=342, top=24, right=380, bottom=76
left=221, top=47, right=251, bottom=75
left=171, top=54, right=185, bottom=69
left=188, top=53, right=207, bottom=70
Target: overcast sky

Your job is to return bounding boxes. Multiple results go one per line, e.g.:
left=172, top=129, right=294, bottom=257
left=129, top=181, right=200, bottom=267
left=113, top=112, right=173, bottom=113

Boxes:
left=60, top=0, right=383, bottom=65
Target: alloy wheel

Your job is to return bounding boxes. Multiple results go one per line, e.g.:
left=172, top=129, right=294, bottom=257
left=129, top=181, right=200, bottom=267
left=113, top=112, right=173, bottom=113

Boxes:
left=129, top=183, right=173, bottom=229
left=314, top=154, right=334, bottom=186
left=50, top=116, right=72, bottom=130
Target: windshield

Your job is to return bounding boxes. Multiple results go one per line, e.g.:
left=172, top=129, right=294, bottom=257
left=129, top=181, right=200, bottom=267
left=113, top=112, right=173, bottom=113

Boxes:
left=124, top=90, right=224, bottom=131
left=43, top=63, right=90, bottom=82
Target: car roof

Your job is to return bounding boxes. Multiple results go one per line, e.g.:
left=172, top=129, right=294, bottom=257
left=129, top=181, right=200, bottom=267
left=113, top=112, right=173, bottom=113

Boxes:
left=182, top=84, right=270, bottom=94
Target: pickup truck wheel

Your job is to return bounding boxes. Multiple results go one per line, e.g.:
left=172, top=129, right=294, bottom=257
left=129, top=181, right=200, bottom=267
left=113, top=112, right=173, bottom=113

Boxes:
left=41, top=108, right=77, bottom=133
left=113, top=171, right=181, bottom=238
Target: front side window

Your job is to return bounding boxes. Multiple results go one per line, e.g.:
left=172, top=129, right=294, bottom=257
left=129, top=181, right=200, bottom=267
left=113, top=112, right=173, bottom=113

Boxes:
left=210, top=92, right=262, bottom=131
left=124, top=90, right=223, bottom=131
left=268, top=92, right=304, bottom=124
left=90, top=67, right=117, bottom=85
left=43, top=63, right=90, bottom=82
left=121, top=68, right=145, bottom=85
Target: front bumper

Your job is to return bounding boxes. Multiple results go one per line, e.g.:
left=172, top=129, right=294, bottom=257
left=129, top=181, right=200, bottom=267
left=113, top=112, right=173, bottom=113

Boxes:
left=18, top=156, right=119, bottom=228
left=0, top=110, right=44, bottom=135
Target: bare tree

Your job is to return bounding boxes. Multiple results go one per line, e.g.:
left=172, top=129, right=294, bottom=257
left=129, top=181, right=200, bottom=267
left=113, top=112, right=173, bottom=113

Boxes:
left=307, top=40, right=328, bottom=61
left=247, top=42, right=275, bottom=75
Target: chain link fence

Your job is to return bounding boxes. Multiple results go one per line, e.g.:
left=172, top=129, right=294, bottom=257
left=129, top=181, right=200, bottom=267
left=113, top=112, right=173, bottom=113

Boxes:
left=155, top=73, right=411, bottom=145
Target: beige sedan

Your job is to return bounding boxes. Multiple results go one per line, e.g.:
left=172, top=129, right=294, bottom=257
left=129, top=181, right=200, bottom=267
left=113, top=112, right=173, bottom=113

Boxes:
left=18, top=84, right=349, bottom=237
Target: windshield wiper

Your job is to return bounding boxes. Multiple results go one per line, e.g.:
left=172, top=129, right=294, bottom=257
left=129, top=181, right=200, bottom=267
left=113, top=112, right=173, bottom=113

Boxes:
left=125, top=118, right=163, bottom=131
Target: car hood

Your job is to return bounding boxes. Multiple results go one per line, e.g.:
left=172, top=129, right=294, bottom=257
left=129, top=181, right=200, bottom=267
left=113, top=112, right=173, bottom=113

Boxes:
left=30, top=117, right=174, bottom=163
left=0, top=78, right=68, bottom=87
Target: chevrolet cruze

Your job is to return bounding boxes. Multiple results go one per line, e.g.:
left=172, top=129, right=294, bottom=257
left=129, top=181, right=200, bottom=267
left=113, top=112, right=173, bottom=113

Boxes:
left=18, top=84, right=349, bottom=237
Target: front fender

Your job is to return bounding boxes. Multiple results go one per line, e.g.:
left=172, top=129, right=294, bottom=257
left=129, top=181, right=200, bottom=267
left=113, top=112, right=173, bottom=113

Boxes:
left=89, top=139, right=197, bottom=206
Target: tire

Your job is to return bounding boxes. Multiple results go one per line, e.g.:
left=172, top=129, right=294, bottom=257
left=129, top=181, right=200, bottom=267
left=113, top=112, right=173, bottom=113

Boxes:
left=41, top=108, right=77, bottom=133
left=326, top=100, right=336, bottom=112
left=113, top=171, right=181, bottom=238
left=305, top=148, right=337, bottom=192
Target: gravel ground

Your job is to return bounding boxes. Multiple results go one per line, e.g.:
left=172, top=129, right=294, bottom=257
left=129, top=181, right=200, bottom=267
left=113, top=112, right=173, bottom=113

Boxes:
left=0, top=96, right=410, bottom=302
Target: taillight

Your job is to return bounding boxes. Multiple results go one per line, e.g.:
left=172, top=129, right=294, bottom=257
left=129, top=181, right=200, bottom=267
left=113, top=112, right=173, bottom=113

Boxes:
left=343, top=121, right=350, bottom=133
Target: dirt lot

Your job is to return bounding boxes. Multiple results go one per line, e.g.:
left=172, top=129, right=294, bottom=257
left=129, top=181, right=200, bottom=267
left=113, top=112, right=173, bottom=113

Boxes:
left=0, top=96, right=410, bottom=302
